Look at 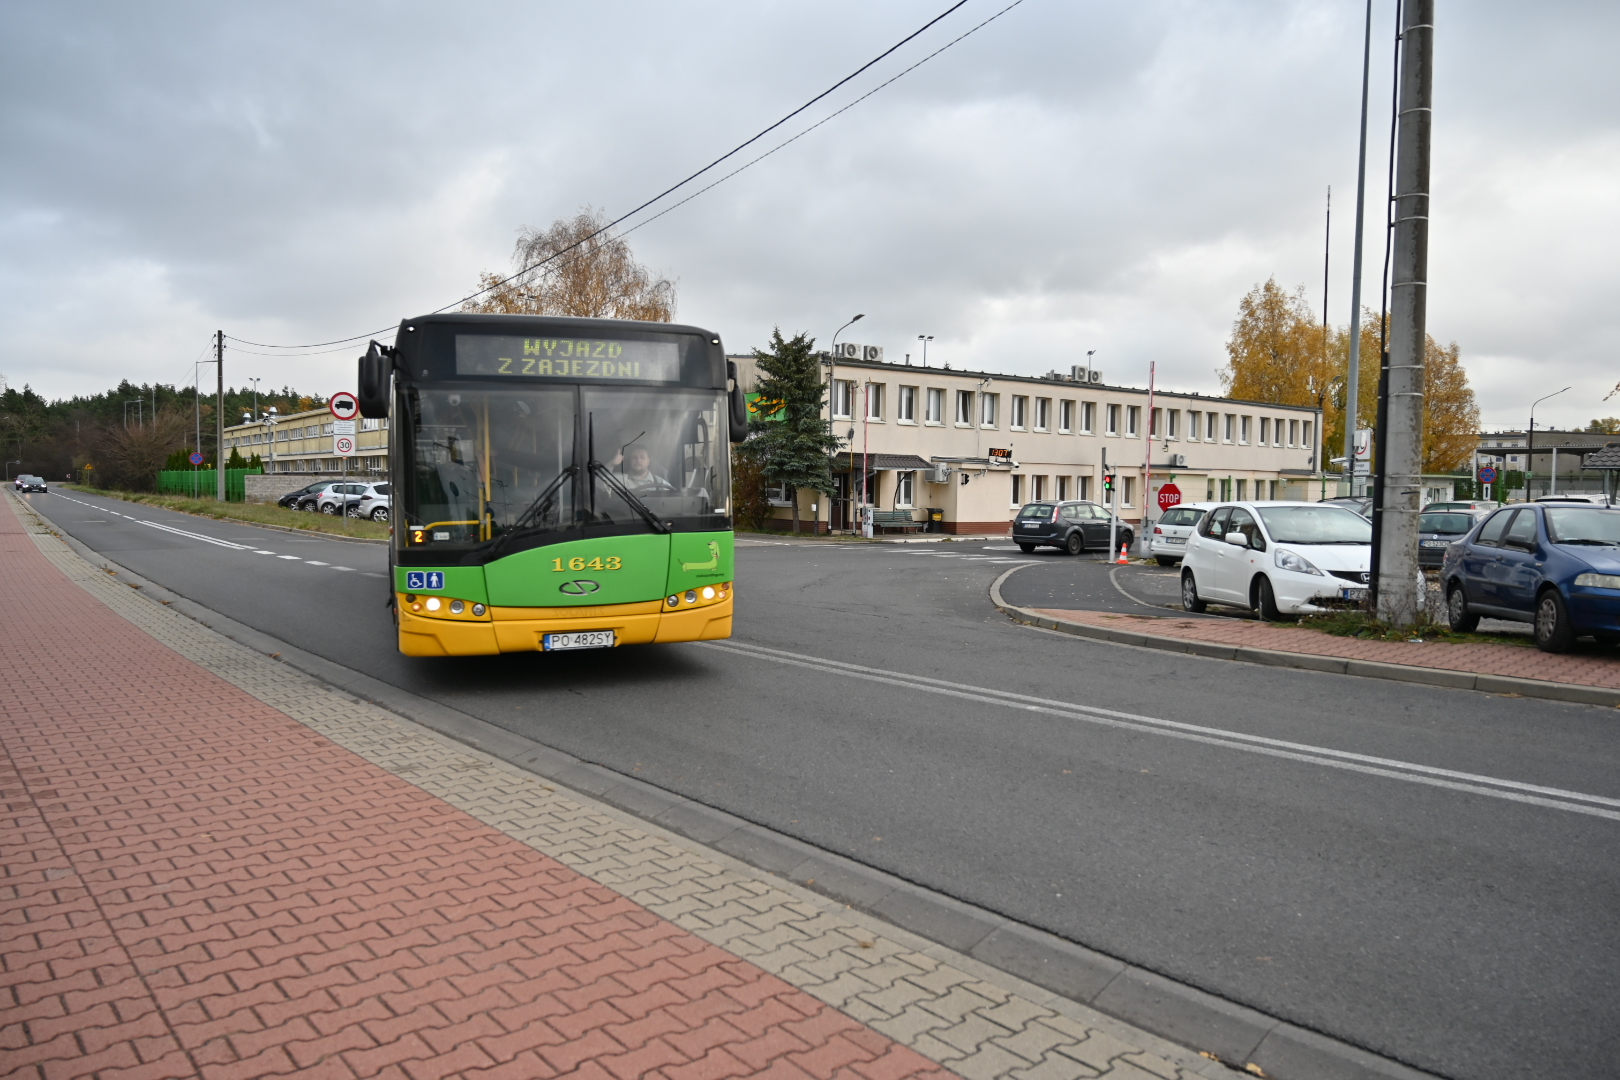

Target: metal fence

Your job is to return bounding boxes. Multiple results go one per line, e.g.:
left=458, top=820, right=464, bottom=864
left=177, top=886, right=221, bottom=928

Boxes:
left=155, top=468, right=261, bottom=502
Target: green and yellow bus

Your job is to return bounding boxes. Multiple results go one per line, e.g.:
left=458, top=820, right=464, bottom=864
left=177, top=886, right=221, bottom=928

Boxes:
left=357, top=313, right=746, bottom=656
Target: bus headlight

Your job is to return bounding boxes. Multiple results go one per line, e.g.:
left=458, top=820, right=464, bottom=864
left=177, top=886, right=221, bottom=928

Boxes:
left=472, top=603, right=486, bottom=616
left=667, top=595, right=680, bottom=607
left=701, top=586, right=716, bottom=600
left=449, top=600, right=465, bottom=614
left=685, top=590, right=698, bottom=604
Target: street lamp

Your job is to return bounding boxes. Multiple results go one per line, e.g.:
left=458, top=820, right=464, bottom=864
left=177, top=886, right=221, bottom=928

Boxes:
left=824, top=314, right=864, bottom=534
left=5, top=460, right=19, bottom=481
left=917, top=334, right=934, bottom=367
left=248, top=377, right=262, bottom=423
left=1527, top=386, right=1571, bottom=499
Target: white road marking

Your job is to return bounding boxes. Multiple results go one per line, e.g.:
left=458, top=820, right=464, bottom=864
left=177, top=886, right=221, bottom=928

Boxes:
left=702, top=640, right=1620, bottom=823
left=253, top=550, right=277, bottom=555
left=306, top=561, right=330, bottom=566
left=277, top=555, right=301, bottom=560
left=330, top=566, right=355, bottom=572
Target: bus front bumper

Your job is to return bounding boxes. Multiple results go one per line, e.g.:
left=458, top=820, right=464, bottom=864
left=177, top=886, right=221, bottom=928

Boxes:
left=397, top=595, right=734, bottom=656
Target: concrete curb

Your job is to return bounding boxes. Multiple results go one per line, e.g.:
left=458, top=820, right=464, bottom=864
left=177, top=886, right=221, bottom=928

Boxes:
left=989, top=565, right=1620, bottom=709
left=16, top=489, right=1441, bottom=1080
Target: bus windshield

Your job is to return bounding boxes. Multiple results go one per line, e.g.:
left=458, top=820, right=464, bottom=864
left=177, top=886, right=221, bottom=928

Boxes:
left=400, top=384, right=729, bottom=558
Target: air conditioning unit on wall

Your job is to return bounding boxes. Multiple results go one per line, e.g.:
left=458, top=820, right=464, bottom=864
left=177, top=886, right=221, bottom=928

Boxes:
left=862, top=345, right=884, bottom=362
left=1070, top=365, right=1104, bottom=384
left=835, top=342, right=861, bottom=360
left=928, top=464, right=951, bottom=484
left=1170, top=453, right=1187, bottom=468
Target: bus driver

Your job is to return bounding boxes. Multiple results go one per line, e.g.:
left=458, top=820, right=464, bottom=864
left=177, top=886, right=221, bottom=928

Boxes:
left=610, top=444, right=675, bottom=494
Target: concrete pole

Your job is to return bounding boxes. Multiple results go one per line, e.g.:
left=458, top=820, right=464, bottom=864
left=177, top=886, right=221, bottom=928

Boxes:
left=1375, top=0, right=1433, bottom=627
left=215, top=330, right=226, bottom=501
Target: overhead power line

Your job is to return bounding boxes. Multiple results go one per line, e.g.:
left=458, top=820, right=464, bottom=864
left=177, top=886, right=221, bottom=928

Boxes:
left=228, top=0, right=1002, bottom=352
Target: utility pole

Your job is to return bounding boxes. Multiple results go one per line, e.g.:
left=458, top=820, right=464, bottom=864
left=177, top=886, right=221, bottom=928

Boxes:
left=1343, top=0, right=1374, bottom=497
left=1374, top=0, right=1433, bottom=627
left=215, top=330, right=225, bottom=501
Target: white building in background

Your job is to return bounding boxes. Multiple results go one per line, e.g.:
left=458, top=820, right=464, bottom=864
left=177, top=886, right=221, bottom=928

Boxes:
left=731, top=353, right=1325, bottom=535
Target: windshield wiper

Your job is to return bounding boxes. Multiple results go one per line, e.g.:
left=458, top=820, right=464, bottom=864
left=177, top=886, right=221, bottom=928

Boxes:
left=1556, top=537, right=1620, bottom=546
left=484, top=463, right=579, bottom=557
left=588, top=461, right=671, bottom=534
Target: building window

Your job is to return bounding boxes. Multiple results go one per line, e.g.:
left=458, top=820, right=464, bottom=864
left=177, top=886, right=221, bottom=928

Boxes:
left=1126, top=406, right=1140, bottom=437
left=1269, top=479, right=1279, bottom=499
left=1120, top=476, right=1135, bottom=507
left=896, top=471, right=915, bottom=507
left=1035, top=398, right=1051, bottom=432
left=1106, top=404, right=1120, bottom=436
left=898, top=386, right=917, bottom=423
left=362, top=418, right=381, bottom=431
left=1150, top=408, right=1161, bottom=438
left=1011, top=474, right=1024, bottom=505
left=1056, top=476, right=1069, bottom=500
left=1220, top=477, right=1231, bottom=500
left=1208, top=412, right=1219, bottom=442
left=1302, top=420, right=1314, bottom=447
left=1224, top=414, right=1235, bottom=443
left=1079, top=475, right=1093, bottom=501
left=1188, top=411, right=1200, bottom=441
left=926, top=387, right=944, bottom=424
left=865, top=383, right=884, bottom=420
left=1236, top=479, right=1248, bottom=500
left=1010, top=395, right=1028, bottom=430
left=981, top=393, right=998, bottom=428
left=956, top=390, right=974, bottom=425
left=1032, top=475, right=1047, bottom=500
left=1167, top=410, right=1179, bottom=439
left=1260, top=418, right=1270, bottom=445
left=1207, top=478, right=1217, bottom=500
left=832, top=380, right=855, bottom=419
left=1274, top=418, right=1286, bottom=447
left=1288, top=419, right=1299, bottom=446
left=1058, top=399, right=1074, bottom=433
left=1240, top=416, right=1251, bottom=444
left=1082, top=401, right=1096, bottom=434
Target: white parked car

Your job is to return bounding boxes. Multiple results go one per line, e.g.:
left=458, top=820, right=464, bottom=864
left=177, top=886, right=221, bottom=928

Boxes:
left=318, top=481, right=391, bottom=520
left=1148, top=502, right=1214, bottom=566
left=1180, top=501, right=1372, bottom=619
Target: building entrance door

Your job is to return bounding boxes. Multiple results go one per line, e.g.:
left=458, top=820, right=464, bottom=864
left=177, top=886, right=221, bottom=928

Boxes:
left=831, top=474, right=852, bottom=531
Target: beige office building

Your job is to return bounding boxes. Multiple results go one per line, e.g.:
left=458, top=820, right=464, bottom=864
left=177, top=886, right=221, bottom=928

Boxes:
left=223, top=407, right=389, bottom=476
left=731, top=355, right=1324, bottom=535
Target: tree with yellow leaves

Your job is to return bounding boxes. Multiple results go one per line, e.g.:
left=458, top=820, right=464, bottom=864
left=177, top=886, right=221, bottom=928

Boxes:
left=463, top=207, right=677, bottom=322
left=1221, top=279, right=1479, bottom=473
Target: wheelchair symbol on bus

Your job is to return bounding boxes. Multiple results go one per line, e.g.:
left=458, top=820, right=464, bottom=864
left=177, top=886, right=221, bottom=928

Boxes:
left=406, top=571, right=444, bottom=590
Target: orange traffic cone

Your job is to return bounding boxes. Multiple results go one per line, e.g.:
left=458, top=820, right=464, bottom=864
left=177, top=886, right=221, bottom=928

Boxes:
left=1116, top=543, right=1129, bottom=565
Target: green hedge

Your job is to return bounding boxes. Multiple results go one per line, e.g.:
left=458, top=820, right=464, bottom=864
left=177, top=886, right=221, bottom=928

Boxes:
left=155, top=468, right=261, bottom=501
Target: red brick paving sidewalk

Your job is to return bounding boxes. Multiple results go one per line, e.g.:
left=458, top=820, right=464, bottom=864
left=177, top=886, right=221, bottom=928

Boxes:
left=0, top=506, right=951, bottom=1078
left=1030, top=607, right=1620, bottom=691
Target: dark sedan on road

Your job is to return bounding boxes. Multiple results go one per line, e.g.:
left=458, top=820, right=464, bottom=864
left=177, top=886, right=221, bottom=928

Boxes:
left=1441, top=502, right=1620, bottom=651
left=1012, top=500, right=1134, bottom=556
left=18, top=475, right=47, bottom=493
left=1417, top=509, right=1489, bottom=568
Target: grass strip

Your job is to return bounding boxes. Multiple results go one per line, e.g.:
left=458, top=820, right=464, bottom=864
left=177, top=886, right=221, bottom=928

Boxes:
left=61, top=485, right=389, bottom=540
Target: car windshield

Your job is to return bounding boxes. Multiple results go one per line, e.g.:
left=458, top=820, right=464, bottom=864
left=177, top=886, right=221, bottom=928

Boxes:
left=1159, top=507, right=1205, bottom=526
left=1018, top=504, right=1055, bottom=519
left=1419, top=512, right=1475, bottom=535
left=1256, top=505, right=1372, bottom=544
left=1544, top=507, right=1620, bottom=546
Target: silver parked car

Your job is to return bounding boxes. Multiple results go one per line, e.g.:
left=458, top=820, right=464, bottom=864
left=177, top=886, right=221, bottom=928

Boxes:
left=318, top=481, right=390, bottom=520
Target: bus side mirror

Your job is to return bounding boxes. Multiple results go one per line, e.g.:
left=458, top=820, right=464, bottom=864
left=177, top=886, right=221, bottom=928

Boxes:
left=358, top=341, right=392, bottom=418
left=727, top=360, right=748, bottom=443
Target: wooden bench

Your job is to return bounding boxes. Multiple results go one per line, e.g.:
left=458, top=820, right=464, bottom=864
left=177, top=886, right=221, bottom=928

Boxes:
left=870, top=509, right=924, bottom=533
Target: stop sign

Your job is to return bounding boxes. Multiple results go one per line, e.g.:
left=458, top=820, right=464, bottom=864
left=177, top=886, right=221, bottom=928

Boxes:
left=1157, top=483, right=1182, bottom=512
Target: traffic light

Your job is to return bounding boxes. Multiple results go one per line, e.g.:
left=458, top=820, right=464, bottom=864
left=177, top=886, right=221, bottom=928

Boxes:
left=1102, top=473, right=1115, bottom=493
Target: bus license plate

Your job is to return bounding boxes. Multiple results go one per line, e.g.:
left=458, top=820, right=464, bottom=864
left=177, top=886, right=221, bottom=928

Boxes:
left=543, top=630, right=616, bottom=651
left=1341, top=588, right=1368, bottom=602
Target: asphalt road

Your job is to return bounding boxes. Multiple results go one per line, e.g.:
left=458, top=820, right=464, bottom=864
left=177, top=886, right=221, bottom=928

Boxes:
left=26, top=490, right=1620, bottom=1080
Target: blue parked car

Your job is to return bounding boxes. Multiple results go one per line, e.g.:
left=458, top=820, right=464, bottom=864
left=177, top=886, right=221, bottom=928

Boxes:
left=1440, top=503, right=1620, bottom=652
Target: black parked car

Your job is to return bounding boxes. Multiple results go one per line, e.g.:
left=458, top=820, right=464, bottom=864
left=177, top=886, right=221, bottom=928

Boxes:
left=277, top=480, right=335, bottom=509
left=1416, top=509, right=1489, bottom=568
left=1012, top=501, right=1134, bottom=556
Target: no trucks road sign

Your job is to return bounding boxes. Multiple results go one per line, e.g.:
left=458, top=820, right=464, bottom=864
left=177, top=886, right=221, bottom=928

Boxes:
left=329, top=392, right=359, bottom=421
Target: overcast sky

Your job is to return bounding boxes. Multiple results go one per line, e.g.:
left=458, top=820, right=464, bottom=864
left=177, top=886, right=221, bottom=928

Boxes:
left=3, top=1, right=1616, bottom=431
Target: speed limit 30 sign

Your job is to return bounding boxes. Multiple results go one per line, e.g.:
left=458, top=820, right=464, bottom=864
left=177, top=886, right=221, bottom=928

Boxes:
left=333, top=435, right=356, bottom=456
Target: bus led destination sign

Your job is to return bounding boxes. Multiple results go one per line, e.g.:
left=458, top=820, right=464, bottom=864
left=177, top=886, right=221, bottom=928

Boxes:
left=455, top=335, right=680, bottom=382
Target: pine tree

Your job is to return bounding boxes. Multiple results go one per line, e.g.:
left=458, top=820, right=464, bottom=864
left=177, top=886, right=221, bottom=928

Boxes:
left=742, top=329, right=842, bottom=535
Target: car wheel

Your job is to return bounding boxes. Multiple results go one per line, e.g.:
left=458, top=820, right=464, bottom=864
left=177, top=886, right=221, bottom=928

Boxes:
left=1119, top=531, right=1133, bottom=554
left=1017, top=543, right=1036, bottom=553
left=1155, top=556, right=1179, bottom=567
left=370, top=506, right=389, bottom=522
left=1064, top=532, right=1083, bottom=556
left=346, top=504, right=363, bottom=518
left=321, top=503, right=339, bottom=515
left=1256, top=576, right=1287, bottom=621
left=1181, top=571, right=1207, bottom=613
left=1446, top=583, right=1479, bottom=633
left=1533, top=589, right=1577, bottom=653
